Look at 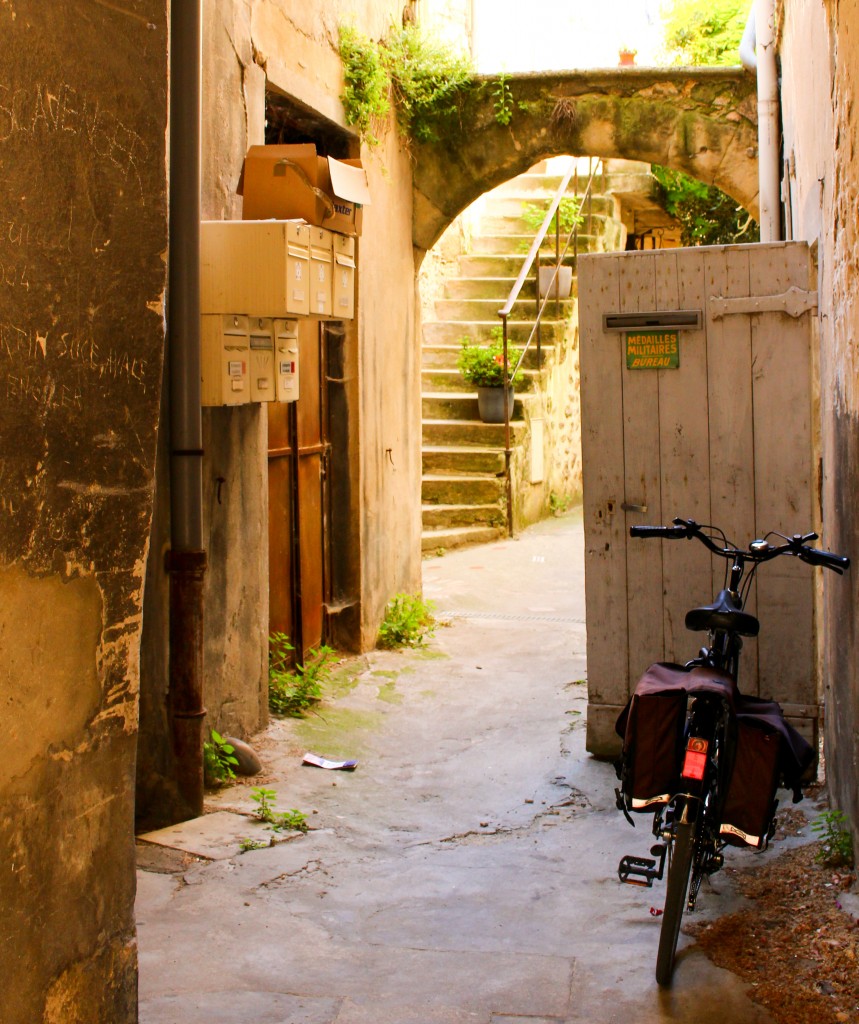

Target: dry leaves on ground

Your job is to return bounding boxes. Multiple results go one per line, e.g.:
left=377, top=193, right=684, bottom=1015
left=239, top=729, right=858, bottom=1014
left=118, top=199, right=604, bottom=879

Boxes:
left=687, top=805, right=858, bottom=1024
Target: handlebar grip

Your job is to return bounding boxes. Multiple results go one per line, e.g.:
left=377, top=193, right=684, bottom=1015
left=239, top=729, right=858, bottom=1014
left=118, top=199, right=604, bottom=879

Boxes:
left=630, top=525, right=689, bottom=539
left=801, top=547, right=851, bottom=571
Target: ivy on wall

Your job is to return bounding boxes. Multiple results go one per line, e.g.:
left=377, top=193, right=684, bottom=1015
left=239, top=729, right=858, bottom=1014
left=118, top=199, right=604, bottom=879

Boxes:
left=339, top=24, right=481, bottom=146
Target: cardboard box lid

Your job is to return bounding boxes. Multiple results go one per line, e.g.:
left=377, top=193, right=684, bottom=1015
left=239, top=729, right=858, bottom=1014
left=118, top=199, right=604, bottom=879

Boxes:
left=327, top=157, right=371, bottom=207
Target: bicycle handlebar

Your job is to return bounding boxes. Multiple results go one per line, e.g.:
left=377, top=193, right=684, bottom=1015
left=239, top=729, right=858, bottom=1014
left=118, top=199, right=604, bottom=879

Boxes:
left=629, top=525, right=689, bottom=540
left=630, top=518, right=850, bottom=573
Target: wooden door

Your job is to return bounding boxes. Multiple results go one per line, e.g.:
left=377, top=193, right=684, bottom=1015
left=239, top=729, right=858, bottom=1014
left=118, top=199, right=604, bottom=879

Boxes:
left=267, top=318, right=329, bottom=658
left=579, top=242, right=819, bottom=756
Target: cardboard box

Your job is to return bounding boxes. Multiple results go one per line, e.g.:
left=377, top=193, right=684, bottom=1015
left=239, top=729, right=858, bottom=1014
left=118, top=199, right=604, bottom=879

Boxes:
left=238, top=144, right=371, bottom=236
left=200, top=220, right=311, bottom=317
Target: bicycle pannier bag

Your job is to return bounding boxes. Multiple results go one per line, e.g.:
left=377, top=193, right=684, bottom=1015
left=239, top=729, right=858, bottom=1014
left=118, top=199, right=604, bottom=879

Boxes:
left=616, top=665, right=687, bottom=812
left=720, top=718, right=781, bottom=848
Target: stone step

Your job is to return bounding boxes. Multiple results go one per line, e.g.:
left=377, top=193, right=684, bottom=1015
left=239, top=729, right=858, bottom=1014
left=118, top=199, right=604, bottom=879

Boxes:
left=484, top=193, right=615, bottom=217
left=421, top=524, right=506, bottom=554
left=421, top=391, right=530, bottom=421
left=422, top=320, right=565, bottom=347
left=422, top=418, right=527, bottom=447
left=493, top=170, right=607, bottom=196
left=422, top=473, right=504, bottom=505
left=456, top=252, right=588, bottom=278
left=421, top=502, right=506, bottom=529
left=478, top=212, right=612, bottom=236
left=434, top=296, right=576, bottom=321
left=444, top=273, right=583, bottom=301
left=421, top=341, right=555, bottom=370
left=471, top=232, right=604, bottom=255
left=421, top=367, right=539, bottom=393
left=422, top=445, right=506, bottom=475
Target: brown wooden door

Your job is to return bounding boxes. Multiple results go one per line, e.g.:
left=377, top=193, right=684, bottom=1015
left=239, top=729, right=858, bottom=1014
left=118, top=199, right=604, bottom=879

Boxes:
left=579, top=242, right=819, bottom=756
left=267, top=318, right=329, bottom=658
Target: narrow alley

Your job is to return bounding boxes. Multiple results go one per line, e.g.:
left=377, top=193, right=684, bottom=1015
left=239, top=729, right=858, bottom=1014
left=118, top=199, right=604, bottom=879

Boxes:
left=136, top=513, right=786, bottom=1024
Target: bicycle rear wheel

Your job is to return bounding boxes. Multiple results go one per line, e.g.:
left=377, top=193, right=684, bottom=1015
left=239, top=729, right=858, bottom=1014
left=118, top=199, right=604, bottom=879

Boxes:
left=656, top=820, right=695, bottom=986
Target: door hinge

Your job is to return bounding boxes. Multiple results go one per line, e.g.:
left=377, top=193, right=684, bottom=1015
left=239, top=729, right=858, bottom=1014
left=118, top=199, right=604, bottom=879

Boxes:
left=709, top=287, right=818, bottom=320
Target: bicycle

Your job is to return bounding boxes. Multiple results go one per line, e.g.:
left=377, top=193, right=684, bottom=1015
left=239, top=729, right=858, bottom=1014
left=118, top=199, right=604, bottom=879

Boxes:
left=613, top=517, right=849, bottom=986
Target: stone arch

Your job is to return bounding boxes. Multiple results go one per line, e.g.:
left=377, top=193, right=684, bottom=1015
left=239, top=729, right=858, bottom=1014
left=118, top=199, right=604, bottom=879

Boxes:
left=412, top=67, right=758, bottom=253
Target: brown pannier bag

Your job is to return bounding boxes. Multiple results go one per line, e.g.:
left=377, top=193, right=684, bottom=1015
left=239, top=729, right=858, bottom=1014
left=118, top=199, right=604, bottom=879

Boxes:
left=615, top=663, right=737, bottom=813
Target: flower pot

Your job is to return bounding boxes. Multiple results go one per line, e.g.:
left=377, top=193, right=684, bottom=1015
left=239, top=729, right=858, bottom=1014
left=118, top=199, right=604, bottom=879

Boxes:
left=477, top=385, right=514, bottom=424
left=538, top=265, right=573, bottom=299
left=618, top=49, right=637, bottom=66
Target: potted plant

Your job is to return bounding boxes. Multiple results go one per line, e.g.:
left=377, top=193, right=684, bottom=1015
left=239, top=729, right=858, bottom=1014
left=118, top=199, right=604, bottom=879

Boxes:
left=456, top=333, right=520, bottom=423
left=618, top=46, right=637, bottom=66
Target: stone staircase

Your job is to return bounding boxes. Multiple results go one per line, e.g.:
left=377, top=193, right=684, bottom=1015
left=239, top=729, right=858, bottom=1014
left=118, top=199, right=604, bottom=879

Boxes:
left=420, top=162, right=622, bottom=553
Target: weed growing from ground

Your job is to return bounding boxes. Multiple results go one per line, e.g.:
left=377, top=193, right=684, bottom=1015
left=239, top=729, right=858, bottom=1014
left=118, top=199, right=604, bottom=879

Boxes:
left=377, top=593, right=436, bottom=649
left=268, top=632, right=337, bottom=717
left=250, top=787, right=309, bottom=834
left=811, top=809, right=854, bottom=867
left=202, top=730, right=239, bottom=788
left=238, top=837, right=268, bottom=853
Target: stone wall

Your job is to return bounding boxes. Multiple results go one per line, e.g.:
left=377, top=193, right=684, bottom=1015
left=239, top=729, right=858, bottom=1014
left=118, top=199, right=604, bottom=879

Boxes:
left=0, top=2, right=169, bottom=1020
left=780, top=0, right=859, bottom=846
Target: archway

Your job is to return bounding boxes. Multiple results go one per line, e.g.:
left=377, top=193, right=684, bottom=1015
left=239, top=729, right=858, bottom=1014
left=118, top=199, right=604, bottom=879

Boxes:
left=412, top=68, right=758, bottom=254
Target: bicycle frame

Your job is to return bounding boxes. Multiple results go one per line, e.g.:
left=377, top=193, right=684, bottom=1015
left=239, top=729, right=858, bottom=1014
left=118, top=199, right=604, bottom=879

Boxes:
left=615, top=517, right=849, bottom=988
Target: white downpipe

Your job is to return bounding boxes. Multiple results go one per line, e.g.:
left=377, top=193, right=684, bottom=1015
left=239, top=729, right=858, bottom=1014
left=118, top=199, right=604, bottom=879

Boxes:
left=755, top=0, right=781, bottom=241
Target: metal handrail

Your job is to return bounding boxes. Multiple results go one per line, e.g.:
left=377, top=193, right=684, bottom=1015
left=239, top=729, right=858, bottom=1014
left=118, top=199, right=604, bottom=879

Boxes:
left=497, top=158, right=603, bottom=535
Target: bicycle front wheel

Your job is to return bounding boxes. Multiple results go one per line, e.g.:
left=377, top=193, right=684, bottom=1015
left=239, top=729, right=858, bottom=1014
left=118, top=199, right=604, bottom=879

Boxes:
left=656, top=820, right=695, bottom=986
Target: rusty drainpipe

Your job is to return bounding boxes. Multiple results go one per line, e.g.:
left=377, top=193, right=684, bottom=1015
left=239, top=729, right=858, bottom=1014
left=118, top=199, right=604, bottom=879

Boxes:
left=167, top=0, right=207, bottom=820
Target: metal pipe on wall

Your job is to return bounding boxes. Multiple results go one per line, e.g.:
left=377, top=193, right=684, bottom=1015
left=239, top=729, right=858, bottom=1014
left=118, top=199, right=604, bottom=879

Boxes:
left=755, top=0, right=782, bottom=241
left=167, top=0, right=207, bottom=820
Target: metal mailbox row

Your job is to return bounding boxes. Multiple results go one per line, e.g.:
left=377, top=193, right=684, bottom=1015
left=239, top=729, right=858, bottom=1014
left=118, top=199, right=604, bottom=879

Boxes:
left=200, top=314, right=299, bottom=408
left=199, top=220, right=357, bottom=407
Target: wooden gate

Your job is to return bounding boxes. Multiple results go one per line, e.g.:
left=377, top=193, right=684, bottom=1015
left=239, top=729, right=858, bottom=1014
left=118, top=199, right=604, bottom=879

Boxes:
left=267, top=318, right=330, bottom=658
left=579, top=242, right=820, bottom=757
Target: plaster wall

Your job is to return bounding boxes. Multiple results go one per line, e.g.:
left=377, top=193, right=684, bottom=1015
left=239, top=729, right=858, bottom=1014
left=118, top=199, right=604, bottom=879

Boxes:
left=0, top=2, right=168, bottom=1020
left=139, top=0, right=422, bottom=804
left=780, top=0, right=859, bottom=845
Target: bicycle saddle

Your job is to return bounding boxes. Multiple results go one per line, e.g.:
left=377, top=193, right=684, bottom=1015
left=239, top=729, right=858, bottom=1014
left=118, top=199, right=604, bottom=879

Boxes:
left=685, top=590, right=760, bottom=637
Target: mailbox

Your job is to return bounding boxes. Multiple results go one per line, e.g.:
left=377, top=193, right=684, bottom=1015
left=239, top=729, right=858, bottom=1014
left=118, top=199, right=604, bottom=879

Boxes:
left=201, top=314, right=250, bottom=406
left=249, top=317, right=276, bottom=403
left=274, top=318, right=300, bottom=402
left=309, top=226, right=333, bottom=317
left=332, top=234, right=356, bottom=320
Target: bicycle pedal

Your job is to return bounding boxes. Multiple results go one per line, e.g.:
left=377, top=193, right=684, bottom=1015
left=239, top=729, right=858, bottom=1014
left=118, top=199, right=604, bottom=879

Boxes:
left=618, top=854, right=658, bottom=887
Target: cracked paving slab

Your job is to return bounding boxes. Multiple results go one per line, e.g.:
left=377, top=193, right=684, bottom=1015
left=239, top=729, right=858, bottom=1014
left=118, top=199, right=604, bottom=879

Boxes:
left=137, top=515, right=779, bottom=1024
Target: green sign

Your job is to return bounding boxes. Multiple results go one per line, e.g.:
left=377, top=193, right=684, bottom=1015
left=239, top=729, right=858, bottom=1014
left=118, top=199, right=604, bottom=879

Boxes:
left=626, top=329, right=680, bottom=370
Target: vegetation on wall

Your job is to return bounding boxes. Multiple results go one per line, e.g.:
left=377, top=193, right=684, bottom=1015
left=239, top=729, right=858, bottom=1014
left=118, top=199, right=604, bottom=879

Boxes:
left=653, top=0, right=758, bottom=245
left=339, top=23, right=509, bottom=147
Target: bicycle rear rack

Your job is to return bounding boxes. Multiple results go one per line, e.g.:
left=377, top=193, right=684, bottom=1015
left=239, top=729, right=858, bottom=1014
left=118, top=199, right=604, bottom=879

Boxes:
left=618, top=843, right=667, bottom=887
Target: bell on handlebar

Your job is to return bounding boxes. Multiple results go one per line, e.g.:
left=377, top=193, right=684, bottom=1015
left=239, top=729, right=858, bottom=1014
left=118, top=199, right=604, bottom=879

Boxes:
left=750, top=539, right=770, bottom=554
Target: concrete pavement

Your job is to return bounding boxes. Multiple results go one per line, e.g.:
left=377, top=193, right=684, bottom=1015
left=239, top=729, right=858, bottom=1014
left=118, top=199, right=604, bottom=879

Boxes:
left=136, top=511, right=782, bottom=1024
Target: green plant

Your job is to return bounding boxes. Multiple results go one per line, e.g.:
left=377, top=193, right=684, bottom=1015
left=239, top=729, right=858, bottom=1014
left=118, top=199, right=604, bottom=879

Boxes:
left=202, top=729, right=239, bottom=788
left=651, top=164, right=759, bottom=246
left=492, top=71, right=513, bottom=127
left=549, top=492, right=573, bottom=516
left=339, top=24, right=391, bottom=147
left=661, top=0, right=747, bottom=67
left=238, top=837, right=268, bottom=853
left=811, top=809, right=854, bottom=867
left=377, top=593, right=436, bottom=649
left=250, top=787, right=309, bottom=834
left=268, top=632, right=336, bottom=717
left=456, top=328, right=523, bottom=389
left=521, top=197, right=583, bottom=237
left=338, top=23, right=475, bottom=146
